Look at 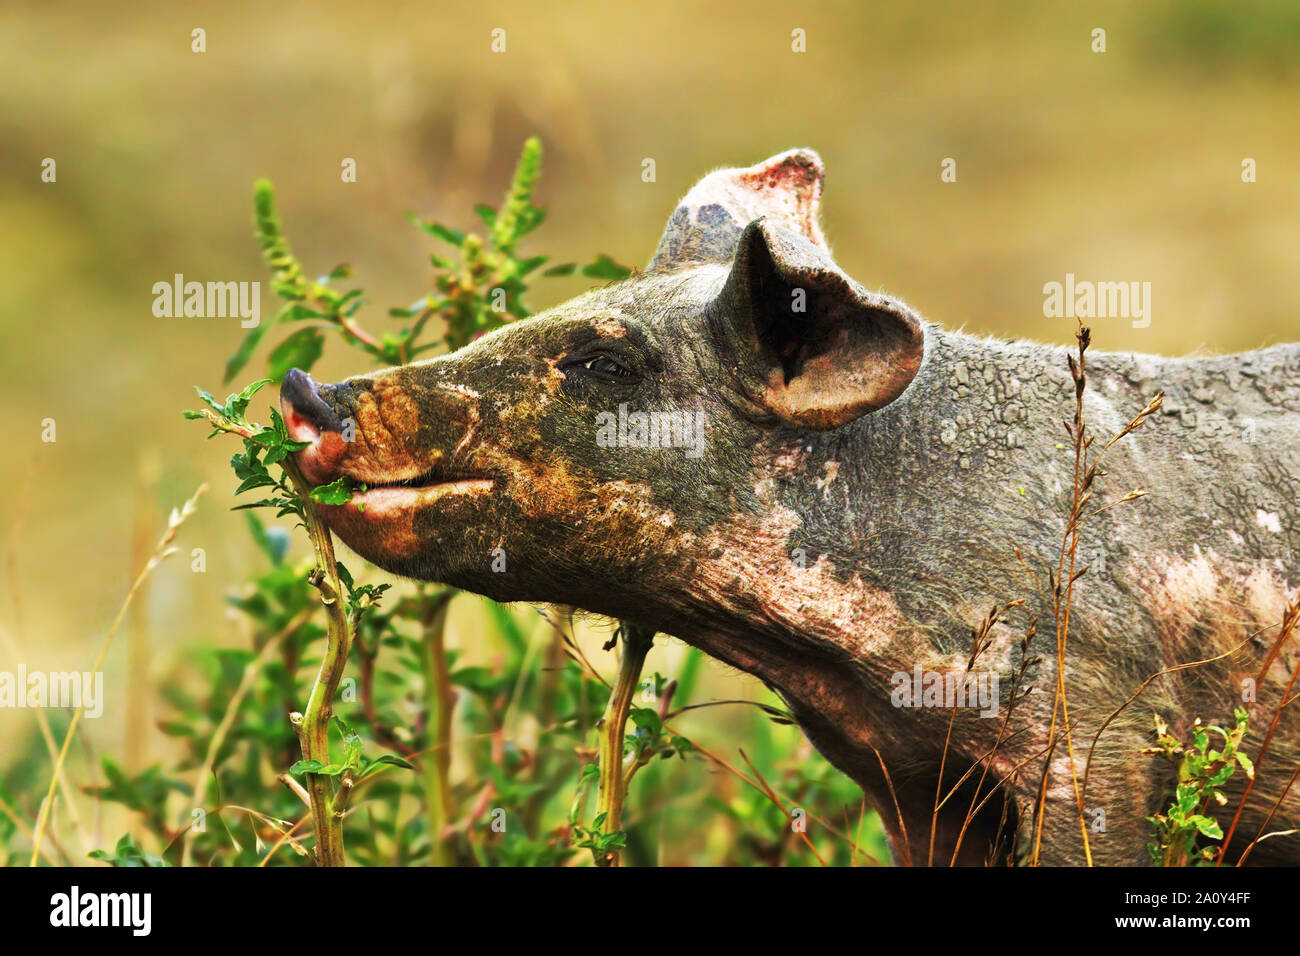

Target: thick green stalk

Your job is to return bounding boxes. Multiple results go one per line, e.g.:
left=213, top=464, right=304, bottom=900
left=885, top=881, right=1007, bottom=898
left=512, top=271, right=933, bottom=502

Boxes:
left=594, top=622, right=655, bottom=867
left=420, top=590, right=456, bottom=866
left=283, top=458, right=352, bottom=867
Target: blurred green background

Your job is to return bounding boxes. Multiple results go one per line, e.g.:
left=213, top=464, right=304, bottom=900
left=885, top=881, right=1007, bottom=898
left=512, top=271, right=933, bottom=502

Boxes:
left=1, top=0, right=1297, bottom=863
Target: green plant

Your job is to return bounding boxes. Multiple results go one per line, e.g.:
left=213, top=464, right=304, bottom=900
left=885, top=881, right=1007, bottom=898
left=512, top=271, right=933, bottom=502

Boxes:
left=1144, top=708, right=1253, bottom=866
left=182, top=137, right=642, bottom=866
left=146, top=135, right=883, bottom=869
left=1, top=137, right=884, bottom=870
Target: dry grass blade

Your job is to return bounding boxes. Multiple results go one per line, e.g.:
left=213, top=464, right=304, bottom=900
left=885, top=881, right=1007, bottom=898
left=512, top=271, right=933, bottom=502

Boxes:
left=1218, top=600, right=1300, bottom=864
left=1032, top=323, right=1162, bottom=866
left=930, top=603, right=1002, bottom=866
left=28, top=484, right=206, bottom=867
left=1237, top=763, right=1300, bottom=865
left=179, top=604, right=316, bottom=867
left=738, top=748, right=828, bottom=866
left=1081, top=628, right=1265, bottom=802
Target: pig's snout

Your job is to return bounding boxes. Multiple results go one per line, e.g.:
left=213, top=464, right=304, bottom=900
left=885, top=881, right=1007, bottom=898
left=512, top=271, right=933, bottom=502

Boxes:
left=281, top=368, right=344, bottom=439
left=280, top=368, right=349, bottom=485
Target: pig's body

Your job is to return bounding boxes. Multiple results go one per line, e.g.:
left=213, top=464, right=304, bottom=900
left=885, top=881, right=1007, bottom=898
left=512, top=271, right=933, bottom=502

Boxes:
left=282, top=149, right=1300, bottom=865
left=685, top=326, right=1300, bottom=865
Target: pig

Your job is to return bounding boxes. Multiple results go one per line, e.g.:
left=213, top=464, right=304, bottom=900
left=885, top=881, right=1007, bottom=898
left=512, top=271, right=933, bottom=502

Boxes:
left=280, top=149, right=1300, bottom=866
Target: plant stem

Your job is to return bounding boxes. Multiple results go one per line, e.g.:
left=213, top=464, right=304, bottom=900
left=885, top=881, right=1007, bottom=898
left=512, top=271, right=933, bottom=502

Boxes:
left=282, top=458, right=352, bottom=867
left=594, top=622, right=654, bottom=867
left=420, top=590, right=456, bottom=867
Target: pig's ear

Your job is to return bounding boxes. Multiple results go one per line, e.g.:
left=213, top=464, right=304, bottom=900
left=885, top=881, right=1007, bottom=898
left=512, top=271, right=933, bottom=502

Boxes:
left=714, top=219, right=924, bottom=430
left=649, top=149, right=828, bottom=271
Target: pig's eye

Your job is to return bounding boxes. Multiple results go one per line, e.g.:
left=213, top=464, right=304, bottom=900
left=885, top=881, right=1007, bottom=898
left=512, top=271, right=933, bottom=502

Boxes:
left=577, top=355, right=632, bottom=377
left=559, top=350, right=639, bottom=399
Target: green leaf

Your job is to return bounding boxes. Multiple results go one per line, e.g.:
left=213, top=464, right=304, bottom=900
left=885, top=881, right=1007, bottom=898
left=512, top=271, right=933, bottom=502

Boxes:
left=283, top=303, right=327, bottom=322
left=541, top=262, right=576, bottom=277
left=224, top=322, right=273, bottom=384
left=515, top=254, right=549, bottom=277
left=289, top=759, right=345, bottom=777
left=228, top=379, right=273, bottom=420
left=268, top=327, right=325, bottom=382
left=88, top=833, right=170, bottom=868
left=581, top=254, right=633, bottom=281
left=310, top=477, right=360, bottom=506
left=410, top=215, right=466, bottom=247
left=629, top=707, right=662, bottom=735
left=243, top=511, right=288, bottom=565
left=192, top=387, right=221, bottom=415
left=1190, top=815, right=1224, bottom=840
left=230, top=497, right=289, bottom=512
left=337, top=720, right=363, bottom=769
left=362, top=754, right=416, bottom=775
left=234, top=473, right=278, bottom=495
left=1207, top=763, right=1236, bottom=787
left=515, top=205, right=547, bottom=239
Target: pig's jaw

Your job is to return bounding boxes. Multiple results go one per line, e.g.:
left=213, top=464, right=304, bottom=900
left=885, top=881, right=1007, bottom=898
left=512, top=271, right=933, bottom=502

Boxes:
left=304, top=477, right=497, bottom=578
left=335, top=479, right=494, bottom=518
left=281, top=392, right=499, bottom=565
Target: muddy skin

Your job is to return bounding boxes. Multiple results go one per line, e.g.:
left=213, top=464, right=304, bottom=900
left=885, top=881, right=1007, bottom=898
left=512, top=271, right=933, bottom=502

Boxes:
left=283, top=150, right=1300, bottom=866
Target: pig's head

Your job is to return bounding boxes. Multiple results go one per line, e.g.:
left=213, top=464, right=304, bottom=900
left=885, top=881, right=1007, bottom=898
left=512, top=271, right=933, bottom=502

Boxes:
left=281, top=150, right=925, bottom=622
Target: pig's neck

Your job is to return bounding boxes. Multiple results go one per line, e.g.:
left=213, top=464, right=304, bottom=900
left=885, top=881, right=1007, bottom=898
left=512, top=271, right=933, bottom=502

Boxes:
left=643, top=507, right=1009, bottom=766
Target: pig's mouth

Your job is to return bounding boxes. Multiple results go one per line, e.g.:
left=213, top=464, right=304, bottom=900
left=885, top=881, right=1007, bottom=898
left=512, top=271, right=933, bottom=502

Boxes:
left=279, top=368, right=495, bottom=519
left=337, top=468, right=495, bottom=519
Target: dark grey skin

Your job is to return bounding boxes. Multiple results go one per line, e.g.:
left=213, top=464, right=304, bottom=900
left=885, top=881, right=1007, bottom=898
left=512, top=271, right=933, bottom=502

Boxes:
left=282, top=150, right=1300, bottom=866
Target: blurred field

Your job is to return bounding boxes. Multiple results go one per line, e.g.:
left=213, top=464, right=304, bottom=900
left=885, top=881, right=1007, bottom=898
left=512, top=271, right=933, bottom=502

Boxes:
left=1, top=1, right=1297, bottom=862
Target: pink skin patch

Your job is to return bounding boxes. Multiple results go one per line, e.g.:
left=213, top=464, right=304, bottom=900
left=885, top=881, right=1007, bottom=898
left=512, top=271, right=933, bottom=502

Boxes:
left=737, top=151, right=827, bottom=249
left=671, top=149, right=830, bottom=253
left=342, top=479, right=494, bottom=519
left=282, top=402, right=348, bottom=487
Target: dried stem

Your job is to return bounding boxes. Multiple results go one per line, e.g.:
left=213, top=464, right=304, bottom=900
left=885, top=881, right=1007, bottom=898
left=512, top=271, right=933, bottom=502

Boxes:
left=1031, top=324, right=1161, bottom=866
left=1218, top=601, right=1300, bottom=864
left=28, top=484, right=206, bottom=866
left=180, top=605, right=314, bottom=867
left=949, top=616, right=1039, bottom=865
left=0, top=623, right=90, bottom=857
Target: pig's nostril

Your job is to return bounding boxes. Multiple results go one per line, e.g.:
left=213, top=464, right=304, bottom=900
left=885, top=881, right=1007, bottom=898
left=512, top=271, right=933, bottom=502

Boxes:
left=280, top=368, right=344, bottom=436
